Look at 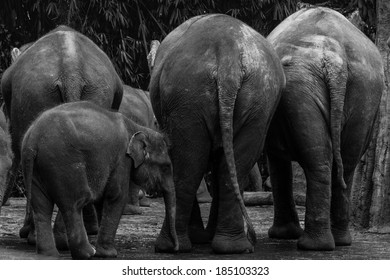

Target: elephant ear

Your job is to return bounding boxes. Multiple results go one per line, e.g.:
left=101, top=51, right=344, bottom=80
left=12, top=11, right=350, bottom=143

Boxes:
left=11, top=48, right=21, bottom=63
left=127, top=131, right=149, bottom=168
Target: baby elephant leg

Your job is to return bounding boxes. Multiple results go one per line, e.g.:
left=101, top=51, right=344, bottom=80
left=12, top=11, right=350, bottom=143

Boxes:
left=31, top=182, right=58, bottom=258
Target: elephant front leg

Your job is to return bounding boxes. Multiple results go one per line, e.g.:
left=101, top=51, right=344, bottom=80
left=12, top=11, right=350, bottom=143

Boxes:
left=267, top=154, right=303, bottom=239
left=156, top=187, right=197, bottom=252
left=95, top=194, right=127, bottom=258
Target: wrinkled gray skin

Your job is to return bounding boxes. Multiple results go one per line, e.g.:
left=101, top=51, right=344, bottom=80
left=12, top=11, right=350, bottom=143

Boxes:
left=0, top=25, right=123, bottom=238
left=120, top=85, right=156, bottom=129
left=148, top=41, right=264, bottom=240
left=0, top=105, right=13, bottom=213
left=266, top=7, right=384, bottom=250
left=119, top=85, right=157, bottom=214
left=21, top=101, right=178, bottom=259
left=150, top=14, right=285, bottom=254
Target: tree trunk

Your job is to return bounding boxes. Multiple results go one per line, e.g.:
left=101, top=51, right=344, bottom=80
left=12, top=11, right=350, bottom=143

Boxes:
left=351, top=0, right=390, bottom=232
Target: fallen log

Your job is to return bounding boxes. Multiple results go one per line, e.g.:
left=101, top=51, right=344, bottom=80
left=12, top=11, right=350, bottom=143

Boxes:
left=243, top=191, right=306, bottom=207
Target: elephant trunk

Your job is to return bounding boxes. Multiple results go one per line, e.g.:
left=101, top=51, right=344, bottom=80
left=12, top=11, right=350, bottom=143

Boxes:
left=162, top=178, right=179, bottom=252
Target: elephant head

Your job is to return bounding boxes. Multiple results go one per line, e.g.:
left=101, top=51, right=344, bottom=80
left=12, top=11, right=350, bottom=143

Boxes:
left=127, top=131, right=178, bottom=252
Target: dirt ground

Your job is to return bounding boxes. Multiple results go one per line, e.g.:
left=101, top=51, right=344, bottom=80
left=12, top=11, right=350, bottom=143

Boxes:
left=1, top=197, right=390, bottom=260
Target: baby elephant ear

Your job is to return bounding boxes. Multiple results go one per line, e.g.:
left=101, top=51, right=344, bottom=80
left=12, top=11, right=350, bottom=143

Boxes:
left=127, top=131, right=148, bottom=168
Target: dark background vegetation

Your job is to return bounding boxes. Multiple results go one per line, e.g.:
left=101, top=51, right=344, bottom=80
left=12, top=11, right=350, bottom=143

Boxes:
left=0, top=0, right=372, bottom=91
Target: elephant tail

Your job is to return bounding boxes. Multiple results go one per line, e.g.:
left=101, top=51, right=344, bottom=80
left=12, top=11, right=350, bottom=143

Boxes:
left=216, top=61, right=256, bottom=247
left=323, top=49, right=348, bottom=189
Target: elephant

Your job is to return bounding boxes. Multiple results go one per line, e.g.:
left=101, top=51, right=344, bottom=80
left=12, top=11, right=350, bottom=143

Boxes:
left=119, top=85, right=157, bottom=214
left=21, top=101, right=178, bottom=259
left=265, top=7, right=384, bottom=250
left=0, top=25, right=123, bottom=238
left=149, top=14, right=285, bottom=254
left=120, top=85, right=156, bottom=130
left=0, top=105, right=13, bottom=212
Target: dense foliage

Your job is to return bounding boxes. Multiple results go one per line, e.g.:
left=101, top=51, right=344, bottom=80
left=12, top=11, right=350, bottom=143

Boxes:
left=0, top=0, right=376, bottom=89
left=0, top=0, right=301, bottom=90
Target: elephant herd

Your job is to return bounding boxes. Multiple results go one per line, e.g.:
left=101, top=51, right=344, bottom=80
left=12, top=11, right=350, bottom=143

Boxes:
left=0, top=7, right=384, bottom=259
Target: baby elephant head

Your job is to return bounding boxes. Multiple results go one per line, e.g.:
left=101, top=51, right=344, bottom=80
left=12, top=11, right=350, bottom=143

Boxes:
left=126, top=131, right=178, bottom=252
left=127, top=131, right=172, bottom=189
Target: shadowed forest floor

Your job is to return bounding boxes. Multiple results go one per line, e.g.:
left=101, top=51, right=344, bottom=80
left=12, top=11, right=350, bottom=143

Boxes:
left=1, top=197, right=390, bottom=260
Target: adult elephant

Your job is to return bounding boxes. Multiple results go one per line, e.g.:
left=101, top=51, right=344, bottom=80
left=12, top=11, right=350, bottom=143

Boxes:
left=120, top=85, right=156, bottom=130
left=266, top=7, right=384, bottom=250
left=0, top=25, right=123, bottom=238
left=150, top=14, right=285, bottom=253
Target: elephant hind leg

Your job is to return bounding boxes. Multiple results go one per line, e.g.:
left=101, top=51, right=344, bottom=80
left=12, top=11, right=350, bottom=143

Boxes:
left=31, top=182, right=58, bottom=257
left=95, top=166, right=128, bottom=258
left=61, top=205, right=95, bottom=259
left=55, top=175, right=95, bottom=259
left=53, top=211, right=68, bottom=251
left=53, top=204, right=98, bottom=252
left=211, top=123, right=264, bottom=254
left=211, top=155, right=254, bottom=254
left=267, top=153, right=303, bottom=240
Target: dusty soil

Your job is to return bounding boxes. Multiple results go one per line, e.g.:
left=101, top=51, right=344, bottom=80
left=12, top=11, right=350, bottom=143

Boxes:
left=1, top=197, right=390, bottom=260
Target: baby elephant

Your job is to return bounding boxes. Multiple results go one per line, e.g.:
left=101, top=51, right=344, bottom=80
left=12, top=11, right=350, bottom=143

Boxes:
left=21, top=101, right=178, bottom=259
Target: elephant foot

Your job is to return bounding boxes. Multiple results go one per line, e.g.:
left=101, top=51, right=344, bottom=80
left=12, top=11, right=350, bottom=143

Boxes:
left=268, top=223, right=303, bottom=239
left=332, top=227, right=352, bottom=246
left=211, top=233, right=254, bottom=254
left=122, top=204, right=143, bottom=215
left=54, top=231, right=69, bottom=251
left=70, top=242, right=96, bottom=260
left=95, top=245, right=117, bottom=258
left=297, top=230, right=335, bottom=251
left=155, top=233, right=190, bottom=253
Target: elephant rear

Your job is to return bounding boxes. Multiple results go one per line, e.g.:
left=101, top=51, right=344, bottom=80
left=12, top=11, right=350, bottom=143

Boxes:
left=150, top=14, right=285, bottom=254
left=266, top=7, right=384, bottom=251
left=1, top=25, right=123, bottom=155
